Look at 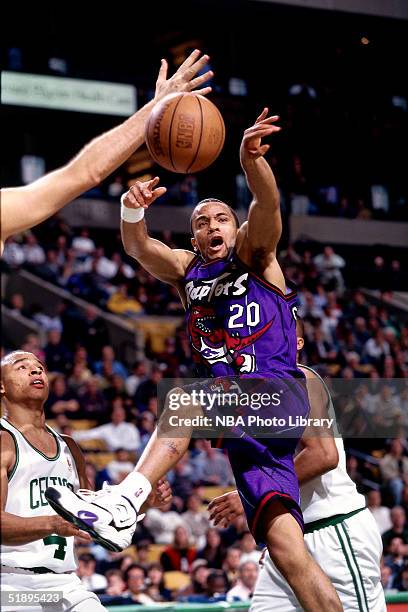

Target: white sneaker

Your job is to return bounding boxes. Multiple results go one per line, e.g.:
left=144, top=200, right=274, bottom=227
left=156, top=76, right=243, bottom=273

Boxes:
left=45, top=483, right=139, bottom=552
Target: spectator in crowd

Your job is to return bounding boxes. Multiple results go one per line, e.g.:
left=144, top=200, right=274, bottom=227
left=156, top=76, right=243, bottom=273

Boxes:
left=381, top=563, right=396, bottom=593
left=138, top=411, right=156, bottom=453
left=134, top=365, right=163, bottom=411
left=45, top=374, right=80, bottom=419
left=145, top=563, right=172, bottom=602
left=396, top=563, right=408, bottom=592
left=44, top=329, right=72, bottom=373
left=72, top=228, right=96, bottom=256
left=367, top=489, right=392, bottom=535
left=203, top=570, right=230, bottom=602
left=238, top=531, right=262, bottom=564
left=72, top=400, right=141, bottom=451
left=105, top=448, right=135, bottom=484
left=94, top=345, right=128, bottom=380
left=182, top=494, right=211, bottom=549
left=379, top=439, right=408, bottom=505
left=176, top=559, right=210, bottom=600
left=103, top=568, right=127, bottom=597
left=125, top=361, right=148, bottom=396
left=30, top=304, right=63, bottom=334
left=67, top=362, right=93, bottom=393
left=168, top=451, right=196, bottom=501
left=160, top=526, right=197, bottom=572
left=194, top=443, right=234, bottom=487
left=384, top=537, right=406, bottom=588
left=313, top=246, right=345, bottom=293
left=77, top=553, right=108, bottom=592
left=105, top=569, right=126, bottom=597
left=144, top=499, right=185, bottom=545
left=227, top=561, right=258, bottom=601
left=81, top=305, right=110, bottom=359
left=2, top=237, right=25, bottom=267
left=134, top=539, right=152, bottom=570
left=122, top=564, right=154, bottom=605
left=77, top=375, right=107, bottom=421
left=382, top=506, right=408, bottom=554
left=7, top=293, right=29, bottom=317
left=197, top=528, right=226, bottom=569
left=222, top=547, right=242, bottom=585
left=23, top=232, right=46, bottom=266
left=363, top=329, right=391, bottom=367
left=107, top=283, right=143, bottom=318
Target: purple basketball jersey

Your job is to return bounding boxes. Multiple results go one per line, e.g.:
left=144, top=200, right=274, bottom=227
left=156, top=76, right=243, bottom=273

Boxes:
left=183, top=250, right=308, bottom=541
left=184, top=251, right=301, bottom=378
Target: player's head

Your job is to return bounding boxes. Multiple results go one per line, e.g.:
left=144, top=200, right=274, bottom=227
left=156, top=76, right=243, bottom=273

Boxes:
left=295, top=316, right=305, bottom=356
left=190, top=198, right=239, bottom=261
left=0, top=350, right=49, bottom=406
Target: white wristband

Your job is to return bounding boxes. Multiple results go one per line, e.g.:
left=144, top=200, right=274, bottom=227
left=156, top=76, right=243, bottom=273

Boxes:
left=120, top=194, right=145, bottom=223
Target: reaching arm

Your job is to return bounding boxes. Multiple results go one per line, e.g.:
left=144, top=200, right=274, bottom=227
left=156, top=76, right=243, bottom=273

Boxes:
left=0, top=430, right=90, bottom=545
left=237, top=109, right=282, bottom=260
left=1, top=49, right=213, bottom=243
left=121, top=177, right=195, bottom=285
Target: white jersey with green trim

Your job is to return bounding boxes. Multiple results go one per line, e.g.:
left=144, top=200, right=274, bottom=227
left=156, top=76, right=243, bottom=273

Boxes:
left=0, top=418, right=79, bottom=572
left=298, top=366, right=366, bottom=524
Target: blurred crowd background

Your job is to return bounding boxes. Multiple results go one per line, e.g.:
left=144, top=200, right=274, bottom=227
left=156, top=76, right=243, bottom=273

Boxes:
left=2, top=0, right=407, bottom=605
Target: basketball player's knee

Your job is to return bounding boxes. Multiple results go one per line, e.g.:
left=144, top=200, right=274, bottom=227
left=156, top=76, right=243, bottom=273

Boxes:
left=267, top=535, right=308, bottom=577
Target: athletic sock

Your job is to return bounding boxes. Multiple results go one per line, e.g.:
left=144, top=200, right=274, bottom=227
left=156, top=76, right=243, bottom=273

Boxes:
left=117, top=471, right=152, bottom=512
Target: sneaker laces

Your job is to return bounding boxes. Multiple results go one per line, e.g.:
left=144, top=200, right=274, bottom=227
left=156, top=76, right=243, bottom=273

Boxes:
left=77, top=481, right=113, bottom=500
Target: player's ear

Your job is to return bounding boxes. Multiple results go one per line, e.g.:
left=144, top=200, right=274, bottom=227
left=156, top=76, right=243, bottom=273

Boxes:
left=191, top=237, right=198, bottom=252
left=0, top=380, right=5, bottom=396
left=297, top=337, right=304, bottom=352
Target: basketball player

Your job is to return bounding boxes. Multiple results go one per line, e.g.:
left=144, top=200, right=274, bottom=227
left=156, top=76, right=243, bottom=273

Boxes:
left=1, top=49, right=212, bottom=252
left=47, top=109, right=343, bottom=611
left=208, top=320, right=386, bottom=612
left=0, top=350, right=171, bottom=611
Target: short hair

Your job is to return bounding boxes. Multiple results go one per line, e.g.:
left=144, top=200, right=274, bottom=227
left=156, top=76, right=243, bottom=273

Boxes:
left=190, top=199, right=239, bottom=235
left=1, top=350, right=45, bottom=369
left=124, top=563, right=146, bottom=582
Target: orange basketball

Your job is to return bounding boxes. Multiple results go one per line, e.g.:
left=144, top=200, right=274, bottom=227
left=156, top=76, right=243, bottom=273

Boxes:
left=145, top=92, right=225, bottom=173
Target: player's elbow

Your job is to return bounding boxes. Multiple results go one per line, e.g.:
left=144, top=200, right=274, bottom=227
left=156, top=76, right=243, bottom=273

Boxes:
left=321, top=444, right=339, bottom=472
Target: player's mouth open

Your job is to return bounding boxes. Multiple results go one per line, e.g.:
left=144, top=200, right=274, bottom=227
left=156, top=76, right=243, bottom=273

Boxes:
left=31, top=379, right=45, bottom=388
left=208, top=235, right=224, bottom=252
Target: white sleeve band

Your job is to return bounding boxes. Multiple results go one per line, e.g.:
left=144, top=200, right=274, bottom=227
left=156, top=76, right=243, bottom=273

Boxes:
left=120, top=194, right=145, bottom=223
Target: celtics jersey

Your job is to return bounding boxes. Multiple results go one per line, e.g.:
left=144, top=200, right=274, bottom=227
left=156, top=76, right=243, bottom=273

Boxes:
left=298, top=367, right=365, bottom=524
left=0, top=418, right=79, bottom=573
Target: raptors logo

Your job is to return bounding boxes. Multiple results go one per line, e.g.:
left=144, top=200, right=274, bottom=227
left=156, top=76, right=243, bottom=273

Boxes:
left=188, top=305, right=273, bottom=374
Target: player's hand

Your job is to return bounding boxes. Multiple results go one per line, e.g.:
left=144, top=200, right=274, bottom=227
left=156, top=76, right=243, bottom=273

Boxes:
left=146, top=478, right=173, bottom=509
left=154, top=49, right=213, bottom=101
left=240, top=108, right=281, bottom=163
left=208, top=490, right=244, bottom=528
left=122, top=177, right=167, bottom=210
left=51, top=515, right=92, bottom=543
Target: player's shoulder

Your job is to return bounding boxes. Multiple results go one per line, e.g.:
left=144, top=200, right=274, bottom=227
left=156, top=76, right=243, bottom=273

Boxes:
left=0, top=428, right=17, bottom=468
left=173, top=249, right=196, bottom=266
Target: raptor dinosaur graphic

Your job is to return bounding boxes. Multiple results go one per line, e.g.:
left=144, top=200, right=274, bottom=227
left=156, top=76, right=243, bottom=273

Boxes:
left=188, top=305, right=273, bottom=373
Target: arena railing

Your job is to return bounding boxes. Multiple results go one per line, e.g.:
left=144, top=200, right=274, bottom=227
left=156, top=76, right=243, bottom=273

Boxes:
left=105, top=593, right=408, bottom=611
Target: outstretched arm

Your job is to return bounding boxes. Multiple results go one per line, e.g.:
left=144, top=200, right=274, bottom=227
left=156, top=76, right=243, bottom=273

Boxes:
left=237, top=109, right=282, bottom=261
left=1, top=50, right=213, bottom=243
left=121, top=177, right=195, bottom=285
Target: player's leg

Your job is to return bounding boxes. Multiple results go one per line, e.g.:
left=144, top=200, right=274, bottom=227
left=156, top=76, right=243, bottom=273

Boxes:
left=260, top=500, right=343, bottom=612
left=45, top=386, right=200, bottom=550
left=250, top=550, right=301, bottom=612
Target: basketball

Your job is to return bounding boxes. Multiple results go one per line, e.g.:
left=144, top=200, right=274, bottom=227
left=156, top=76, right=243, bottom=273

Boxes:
left=145, top=92, right=225, bottom=173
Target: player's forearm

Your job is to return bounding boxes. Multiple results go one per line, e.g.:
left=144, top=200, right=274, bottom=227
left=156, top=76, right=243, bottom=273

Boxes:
left=241, top=157, right=279, bottom=211
left=121, top=218, right=151, bottom=258
left=1, top=511, right=59, bottom=545
left=72, top=101, right=155, bottom=186
left=294, top=443, right=339, bottom=486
